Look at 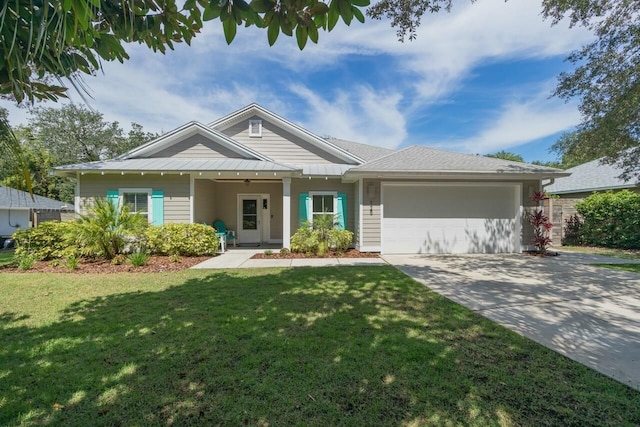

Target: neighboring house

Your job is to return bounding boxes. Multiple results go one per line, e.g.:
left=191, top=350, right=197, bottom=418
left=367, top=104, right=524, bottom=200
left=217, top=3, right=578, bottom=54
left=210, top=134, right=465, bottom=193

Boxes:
left=0, top=186, right=75, bottom=237
left=54, top=104, right=568, bottom=254
left=544, top=158, right=640, bottom=246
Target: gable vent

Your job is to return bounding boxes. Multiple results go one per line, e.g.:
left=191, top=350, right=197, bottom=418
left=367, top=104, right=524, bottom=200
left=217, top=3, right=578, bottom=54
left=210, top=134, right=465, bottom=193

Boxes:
left=249, top=120, right=262, bottom=137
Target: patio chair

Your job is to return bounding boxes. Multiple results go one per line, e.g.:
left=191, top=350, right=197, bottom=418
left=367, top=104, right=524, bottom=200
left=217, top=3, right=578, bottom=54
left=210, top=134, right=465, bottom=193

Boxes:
left=213, top=220, right=236, bottom=252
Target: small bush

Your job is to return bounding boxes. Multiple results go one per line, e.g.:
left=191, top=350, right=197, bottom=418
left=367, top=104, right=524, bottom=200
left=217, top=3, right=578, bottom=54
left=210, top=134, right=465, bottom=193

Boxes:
left=575, top=190, right=640, bottom=249
left=111, top=254, right=127, bottom=265
left=563, top=214, right=583, bottom=246
left=279, top=248, right=290, bottom=256
left=65, top=256, right=79, bottom=270
left=329, top=229, right=353, bottom=253
left=146, top=223, right=220, bottom=256
left=13, top=221, right=77, bottom=261
left=129, top=251, right=150, bottom=267
left=17, top=253, right=35, bottom=270
left=264, top=249, right=273, bottom=256
left=290, top=223, right=319, bottom=254
left=169, top=254, right=182, bottom=263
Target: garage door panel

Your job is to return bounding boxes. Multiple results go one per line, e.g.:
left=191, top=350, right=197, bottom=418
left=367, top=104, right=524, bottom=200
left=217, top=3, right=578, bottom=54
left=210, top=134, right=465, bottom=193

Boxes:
left=383, top=218, right=515, bottom=254
left=382, top=184, right=519, bottom=254
left=384, top=186, right=515, bottom=219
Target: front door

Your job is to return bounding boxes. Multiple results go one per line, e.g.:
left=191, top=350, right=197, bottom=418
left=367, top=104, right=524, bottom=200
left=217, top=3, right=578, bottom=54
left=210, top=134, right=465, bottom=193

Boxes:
left=238, top=196, right=261, bottom=243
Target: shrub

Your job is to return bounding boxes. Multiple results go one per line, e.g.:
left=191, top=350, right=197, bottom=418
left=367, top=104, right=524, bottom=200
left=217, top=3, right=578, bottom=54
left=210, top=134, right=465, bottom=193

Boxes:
left=575, top=190, right=640, bottom=249
left=528, top=191, right=553, bottom=254
left=290, top=222, right=319, bottom=254
left=264, top=249, right=273, bottom=256
left=17, top=253, right=35, bottom=270
left=110, top=254, right=127, bottom=265
left=69, top=198, right=147, bottom=260
left=290, top=218, right=353, bottom=255
left=279, top=247, right=290, bottom=256
left=329, top=229, right=353, bottom=253
left=169, top=254, right=182, bottom=263
left=563, top=214, right=583, bottom=246
left=13, top=221, right=77, bottom=261
left=65, top=255, right=79, bottom=270
left=145, top=223, right=220, bottom=256
left=129, top=251, right=150, bottom=267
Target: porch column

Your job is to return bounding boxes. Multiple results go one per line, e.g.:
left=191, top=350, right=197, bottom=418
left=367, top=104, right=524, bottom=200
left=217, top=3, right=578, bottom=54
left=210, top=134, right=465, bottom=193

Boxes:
left=282, top=177, right=291, bottom=248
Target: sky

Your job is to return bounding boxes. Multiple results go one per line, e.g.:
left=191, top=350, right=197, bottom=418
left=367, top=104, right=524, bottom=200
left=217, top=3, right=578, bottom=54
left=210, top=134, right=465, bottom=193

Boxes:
left=1, top=0, right=594, bottom=163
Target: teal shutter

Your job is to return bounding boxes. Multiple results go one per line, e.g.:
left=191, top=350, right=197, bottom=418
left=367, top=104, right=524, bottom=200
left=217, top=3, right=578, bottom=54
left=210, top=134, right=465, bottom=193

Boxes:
left=151, top=190, right=164, bottom=225
left=106, top=190, right=119, bottom=210
left=299, top=192, right=309, bottom=226
left=336, top=193, right=347, bottom=230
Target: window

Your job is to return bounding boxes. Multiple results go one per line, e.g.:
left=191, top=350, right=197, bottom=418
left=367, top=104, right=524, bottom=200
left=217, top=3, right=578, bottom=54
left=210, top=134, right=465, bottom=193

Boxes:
left=249, top=120, right=262, bottom=137
left=311, top=193, right=335, bottom=225
left=120, top=189, right=151, bottom=222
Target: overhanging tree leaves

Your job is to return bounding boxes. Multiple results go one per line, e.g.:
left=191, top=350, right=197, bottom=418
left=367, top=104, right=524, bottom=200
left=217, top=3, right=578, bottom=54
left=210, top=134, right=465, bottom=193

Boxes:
left=542, top=0, right=640, bottom=181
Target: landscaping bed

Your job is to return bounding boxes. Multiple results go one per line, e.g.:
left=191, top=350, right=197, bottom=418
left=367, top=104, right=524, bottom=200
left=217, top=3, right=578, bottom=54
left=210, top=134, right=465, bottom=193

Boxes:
left=0, top=255, right=210, bottom=273
left=251, top=249, right=379, bottom=259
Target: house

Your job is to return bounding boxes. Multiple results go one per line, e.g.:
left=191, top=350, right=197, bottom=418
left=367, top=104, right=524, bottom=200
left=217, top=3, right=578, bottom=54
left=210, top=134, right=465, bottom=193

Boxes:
left=54, top=104, right=568, bottom=254
left=544, top=158, right=640, bottom=246
left=0, top=186, right=75, bottom=237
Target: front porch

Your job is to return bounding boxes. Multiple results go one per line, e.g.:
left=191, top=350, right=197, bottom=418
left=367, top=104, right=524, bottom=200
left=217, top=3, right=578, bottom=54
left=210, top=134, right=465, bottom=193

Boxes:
left=193, top=176, right=292, bottom=247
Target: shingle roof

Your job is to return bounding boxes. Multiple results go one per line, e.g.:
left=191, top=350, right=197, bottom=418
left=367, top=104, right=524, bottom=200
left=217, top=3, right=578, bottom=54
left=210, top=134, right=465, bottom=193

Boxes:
left=325, top=138, right=395, bottom=162
left=0, top=186, right=74, bottom=210
left=546, top=158, right=639, bottom=194
left=348, top=145, right=565, bottom=175
left=55, top=158, right=299, bottom=173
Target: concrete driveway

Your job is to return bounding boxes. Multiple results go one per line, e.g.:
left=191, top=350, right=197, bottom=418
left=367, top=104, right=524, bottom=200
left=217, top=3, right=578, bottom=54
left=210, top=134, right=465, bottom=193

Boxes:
left=383, top=251, right=640, bottom=390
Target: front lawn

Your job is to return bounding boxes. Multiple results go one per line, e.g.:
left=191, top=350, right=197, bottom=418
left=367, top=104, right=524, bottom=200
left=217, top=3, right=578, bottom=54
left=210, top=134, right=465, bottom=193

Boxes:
left=594, top=263, right=640, bottom=273
left=561, top=245, right=640, bottom=261
left=0, top=250, right=14, bottom=267
left=1, top=267, right=638, bottom=426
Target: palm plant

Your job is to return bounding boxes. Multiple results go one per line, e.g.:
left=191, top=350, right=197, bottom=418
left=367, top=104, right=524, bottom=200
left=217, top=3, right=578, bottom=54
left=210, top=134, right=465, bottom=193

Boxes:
left=69, top=198, right=147, bottom=260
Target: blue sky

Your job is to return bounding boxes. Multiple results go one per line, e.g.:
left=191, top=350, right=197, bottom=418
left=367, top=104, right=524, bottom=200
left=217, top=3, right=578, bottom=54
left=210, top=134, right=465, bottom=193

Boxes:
left=1, top=0, right=593, bottom=163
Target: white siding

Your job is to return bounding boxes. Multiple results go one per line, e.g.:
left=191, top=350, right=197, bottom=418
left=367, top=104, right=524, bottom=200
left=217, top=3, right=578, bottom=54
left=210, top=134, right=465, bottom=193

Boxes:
left=147, top=134, right=245, bottom=159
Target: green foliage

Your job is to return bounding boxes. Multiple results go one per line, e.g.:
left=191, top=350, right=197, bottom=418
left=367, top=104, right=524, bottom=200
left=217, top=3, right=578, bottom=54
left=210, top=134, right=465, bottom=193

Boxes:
left=279, top=247, right=291, bottom=256
left=111, top=254, right=128, bottom=265
left=542, top=0, right=640, bottom=181
left=16, top=253, right=35, bottom=270
left=562, top=214, right=583, bottom=246
left=486, top=150, right=524, bottom=163
left=575, top=190, right=640, bottom=249
left=264, top=249, right=274, bottom=256
left=13, top=221, right=77, bottom=261
left=65, top=255, right=79, bottom=271
left=69, top=198, right=148, bottom=260
left=329, top=229, right=353, bottom=253
left=145, top=223, right=220, bottom=256
left=169, top=254, right=182, bottom=263
left=290, top=222, right=320, bottom=254
left=290, top=219, right=353, bottom=255
left=129, top=251, right=150, bottom=267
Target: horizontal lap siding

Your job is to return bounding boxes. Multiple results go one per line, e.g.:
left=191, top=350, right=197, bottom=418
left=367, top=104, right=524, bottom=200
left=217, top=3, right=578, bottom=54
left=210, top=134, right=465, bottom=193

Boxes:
left=222, top=116, right=346, bottom=165
left=147, top=134, right=243, bottom=159
left=362, top=179, right=381, bottom=248
left=79, top=174, right=191, bottom=222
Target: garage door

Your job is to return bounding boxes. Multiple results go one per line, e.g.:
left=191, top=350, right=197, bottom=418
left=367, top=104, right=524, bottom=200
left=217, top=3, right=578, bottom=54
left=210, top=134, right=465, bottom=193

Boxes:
left=382, top=184, right=520, bottom=254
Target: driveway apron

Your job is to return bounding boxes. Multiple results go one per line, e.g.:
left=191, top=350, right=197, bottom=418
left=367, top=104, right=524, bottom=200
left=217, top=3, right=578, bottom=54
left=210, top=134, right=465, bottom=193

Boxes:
left=383, top=252, right=640, bottom=391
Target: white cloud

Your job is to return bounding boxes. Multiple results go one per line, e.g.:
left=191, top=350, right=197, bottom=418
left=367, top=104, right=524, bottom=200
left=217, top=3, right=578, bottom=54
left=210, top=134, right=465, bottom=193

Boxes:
left=431, top=89, right=581, bottom=154
left=290, top=84, right=406, bottom=149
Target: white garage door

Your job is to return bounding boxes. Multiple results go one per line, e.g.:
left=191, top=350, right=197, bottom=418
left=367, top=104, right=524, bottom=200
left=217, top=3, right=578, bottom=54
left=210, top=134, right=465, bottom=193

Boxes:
left=382, top=184, right=520, bottom=254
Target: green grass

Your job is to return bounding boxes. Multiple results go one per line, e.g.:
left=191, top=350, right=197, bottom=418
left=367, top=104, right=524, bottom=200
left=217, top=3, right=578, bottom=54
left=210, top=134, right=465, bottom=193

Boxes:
left=1, top=267, right=638, bottom=426
left=562, top=245, right=640, bottom=261
left=594, top=263, right=640, bottom=273
left=0, top=250, right=15, bottom=267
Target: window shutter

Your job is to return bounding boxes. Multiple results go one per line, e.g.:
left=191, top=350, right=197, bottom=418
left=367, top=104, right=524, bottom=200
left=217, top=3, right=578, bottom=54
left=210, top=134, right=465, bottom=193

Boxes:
left=299, top=193, right=309, bottom=226
left=151, top=190, right=164, bottom=225
left=106, top=190, right=119, bottom=210
left=336, top=193, right=347, bottom=230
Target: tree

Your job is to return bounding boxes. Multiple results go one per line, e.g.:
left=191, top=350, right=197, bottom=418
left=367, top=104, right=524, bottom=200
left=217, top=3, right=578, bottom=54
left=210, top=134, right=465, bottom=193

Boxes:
left=541, top=0, right=640, bottom=181
left=486, top=150, right=524, bottom=163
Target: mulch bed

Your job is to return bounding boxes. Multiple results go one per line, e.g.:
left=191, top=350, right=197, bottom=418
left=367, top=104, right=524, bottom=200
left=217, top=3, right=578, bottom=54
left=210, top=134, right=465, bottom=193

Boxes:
left=251, top=249, right=379, bottom=259
left=0, top=255, right=211, bottom=274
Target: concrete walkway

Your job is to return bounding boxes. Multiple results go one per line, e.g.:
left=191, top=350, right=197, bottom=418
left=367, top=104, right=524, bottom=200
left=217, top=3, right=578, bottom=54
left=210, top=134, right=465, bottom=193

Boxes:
left=383, top=250, right=640, bottom=390
left=191, top=248, right=388, bottom=269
